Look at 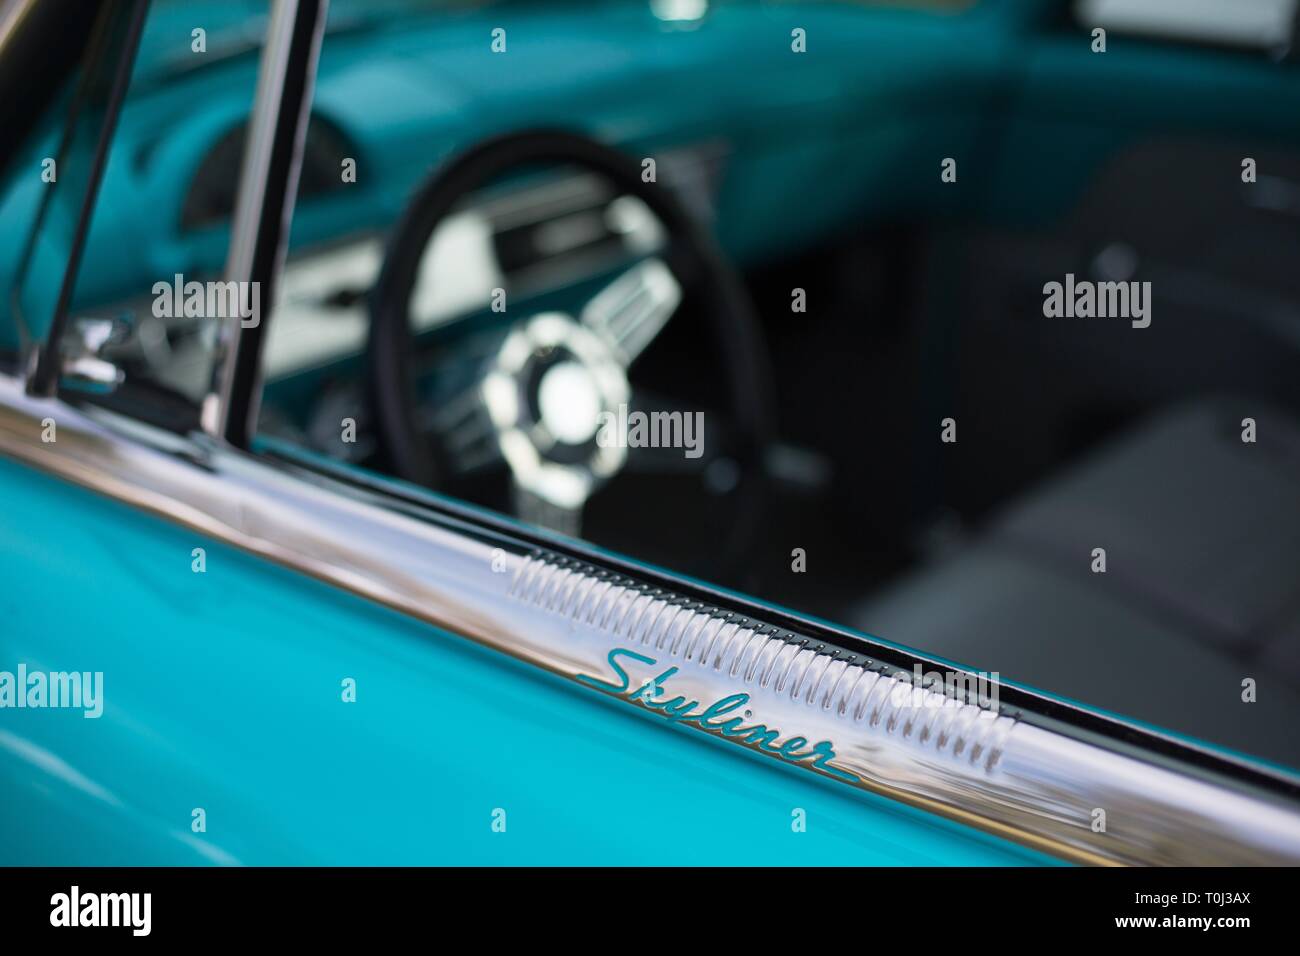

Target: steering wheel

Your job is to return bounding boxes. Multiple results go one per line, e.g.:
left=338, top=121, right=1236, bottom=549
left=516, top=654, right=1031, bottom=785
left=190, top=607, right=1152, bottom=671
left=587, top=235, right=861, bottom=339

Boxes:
left=368, top=129, right=773, bottom=571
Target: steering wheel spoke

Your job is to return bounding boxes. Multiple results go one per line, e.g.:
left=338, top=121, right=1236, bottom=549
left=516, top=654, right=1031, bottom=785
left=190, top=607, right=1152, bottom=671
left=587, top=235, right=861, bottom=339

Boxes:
left=580, top=257, right=681, bottom=367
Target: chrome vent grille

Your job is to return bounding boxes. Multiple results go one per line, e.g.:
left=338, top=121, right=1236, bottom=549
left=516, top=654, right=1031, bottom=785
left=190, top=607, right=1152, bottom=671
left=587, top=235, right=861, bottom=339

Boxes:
left=510, top=550, right=1016, bottom=772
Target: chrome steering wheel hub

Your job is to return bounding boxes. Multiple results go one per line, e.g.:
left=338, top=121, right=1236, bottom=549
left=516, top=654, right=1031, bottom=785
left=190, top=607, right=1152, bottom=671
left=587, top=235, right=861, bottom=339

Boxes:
left=481, top=312, right=630, bottom=511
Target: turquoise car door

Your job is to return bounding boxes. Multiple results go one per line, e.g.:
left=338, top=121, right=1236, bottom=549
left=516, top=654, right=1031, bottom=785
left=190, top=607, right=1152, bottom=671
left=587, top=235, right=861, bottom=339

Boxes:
left=0, top=449, right=1048, bottom=865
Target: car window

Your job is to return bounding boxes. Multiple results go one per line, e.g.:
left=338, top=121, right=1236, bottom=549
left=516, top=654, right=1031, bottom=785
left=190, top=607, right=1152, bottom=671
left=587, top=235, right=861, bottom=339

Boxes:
left=250, top=0, right=1300, bottom=773
left=0, top=1, right=269, bottom=418
left=15, top=0, right=1292, bottom=775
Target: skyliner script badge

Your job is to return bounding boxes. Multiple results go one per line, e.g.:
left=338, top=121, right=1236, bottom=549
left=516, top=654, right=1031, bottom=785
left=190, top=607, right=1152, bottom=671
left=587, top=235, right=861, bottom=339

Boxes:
left=578, top=648, right=856, bottom=782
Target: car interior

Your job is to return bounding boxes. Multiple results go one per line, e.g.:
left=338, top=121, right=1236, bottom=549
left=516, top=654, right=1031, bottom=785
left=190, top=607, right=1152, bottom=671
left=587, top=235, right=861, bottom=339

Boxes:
left=4, top=0, right=1300, bottom=769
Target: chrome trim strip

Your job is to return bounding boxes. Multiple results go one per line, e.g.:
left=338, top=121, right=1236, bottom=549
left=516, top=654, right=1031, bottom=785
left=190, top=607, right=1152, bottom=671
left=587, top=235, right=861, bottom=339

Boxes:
left=3, top=375, right=1300, bottom=865
left=202, top=0, right=327, bottom=445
